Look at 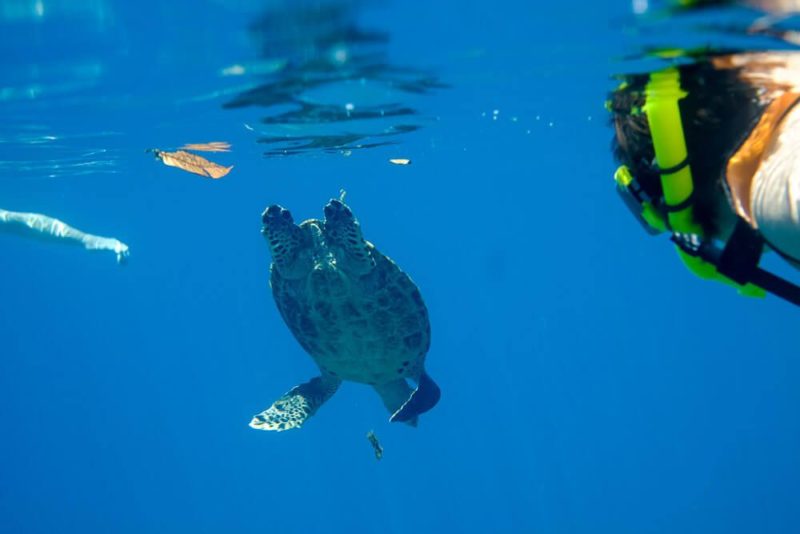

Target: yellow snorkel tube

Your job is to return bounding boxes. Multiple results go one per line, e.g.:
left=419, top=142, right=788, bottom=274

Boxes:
left=615, top=67, right=765, bottom=298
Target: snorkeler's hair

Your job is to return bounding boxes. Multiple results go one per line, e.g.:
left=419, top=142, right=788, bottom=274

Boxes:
left=609, top=58, right=766, bottom=236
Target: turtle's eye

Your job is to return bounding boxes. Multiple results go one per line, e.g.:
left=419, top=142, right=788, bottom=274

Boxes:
left=281, top=209, right=292, bottom=221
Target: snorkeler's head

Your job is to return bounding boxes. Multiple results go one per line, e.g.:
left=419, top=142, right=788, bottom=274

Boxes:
left=609, top=56, right=765, bottom=237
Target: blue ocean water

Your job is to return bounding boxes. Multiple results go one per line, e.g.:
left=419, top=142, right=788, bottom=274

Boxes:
left=1, top=1, right=799, bottom=532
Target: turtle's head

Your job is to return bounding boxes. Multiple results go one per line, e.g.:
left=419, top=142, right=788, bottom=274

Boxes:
left=262, top=204, right=291, bottom=226
left=322, top=197, right=375, bottom=277
left=262, top=204, right=314, bottom=280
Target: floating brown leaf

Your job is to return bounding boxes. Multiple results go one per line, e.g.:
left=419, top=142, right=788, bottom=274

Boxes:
left=179, top=141, right=231, bottom=153
left=151, top=149, right=233, bottom=179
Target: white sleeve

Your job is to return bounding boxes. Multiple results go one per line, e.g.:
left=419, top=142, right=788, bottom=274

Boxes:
left=0, top=208, right=129, bottom=263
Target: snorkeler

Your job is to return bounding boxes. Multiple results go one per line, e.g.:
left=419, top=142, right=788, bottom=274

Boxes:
left=608, top=50, right=800, bottom=305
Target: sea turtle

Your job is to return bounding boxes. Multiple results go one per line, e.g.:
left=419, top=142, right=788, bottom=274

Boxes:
left=249, top=196, right=440, bottom=431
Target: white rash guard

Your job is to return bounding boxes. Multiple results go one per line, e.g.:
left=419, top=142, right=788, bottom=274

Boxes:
left=751, top=103, right=800, bottom=262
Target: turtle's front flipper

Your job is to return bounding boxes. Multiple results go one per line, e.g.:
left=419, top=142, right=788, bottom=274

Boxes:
left=262, top=204, right=313, bottom=280
left=250, top=375, right=342, bottom=432
left=373, top=379, right=418, bottom=427
left=390, top=372, right=441, bottom=423
left=323, top=198, right=375, bottom=276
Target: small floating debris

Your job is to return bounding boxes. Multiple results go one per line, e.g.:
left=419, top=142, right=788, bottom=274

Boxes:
left=148, top=148, right=233, bottom=179
left=220, top=59, right=287, bottom=77
left=366, top=430, right=383, bottom=460
left=389, top=158, right=411, bottom=166
left=221, top=64, right=246, bottom=76
left=0, top=208, right=129, bottom=263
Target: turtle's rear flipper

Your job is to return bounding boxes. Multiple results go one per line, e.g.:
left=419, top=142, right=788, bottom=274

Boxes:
left=250, top=375, right=342, bottom=432
left=390, top=372, right=441, bottom=423
left=373, top=379, right=418, bottom=427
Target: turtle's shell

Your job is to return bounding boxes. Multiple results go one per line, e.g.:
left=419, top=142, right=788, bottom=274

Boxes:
left=270, top=220, right=430, bottom=386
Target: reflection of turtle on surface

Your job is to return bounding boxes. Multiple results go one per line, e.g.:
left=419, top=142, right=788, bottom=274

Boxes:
left=250, top=195, right=440, bottom=432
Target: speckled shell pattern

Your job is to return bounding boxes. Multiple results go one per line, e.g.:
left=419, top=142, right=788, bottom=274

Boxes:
left=270, top=237, right=430, bottom=387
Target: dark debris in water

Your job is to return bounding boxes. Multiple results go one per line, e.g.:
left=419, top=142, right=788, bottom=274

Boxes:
left=366, top=430, right=383, bottom=461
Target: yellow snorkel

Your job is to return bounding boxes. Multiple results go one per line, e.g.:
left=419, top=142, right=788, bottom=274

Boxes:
left=644, top=69, right=697, bottom=233
left=615, top=67, right=766, bottom=297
